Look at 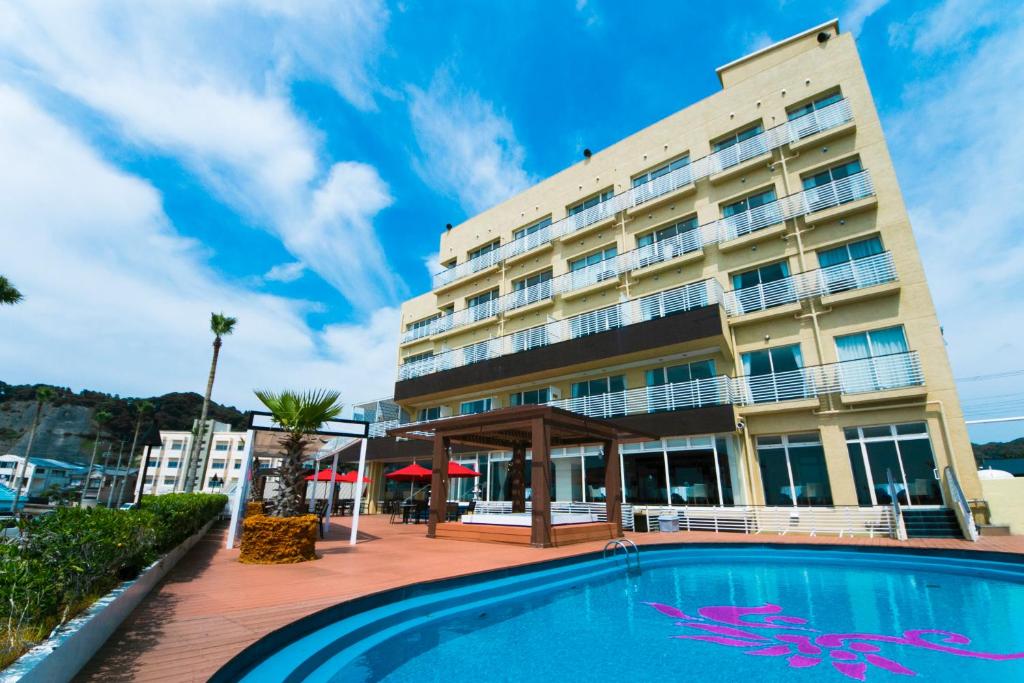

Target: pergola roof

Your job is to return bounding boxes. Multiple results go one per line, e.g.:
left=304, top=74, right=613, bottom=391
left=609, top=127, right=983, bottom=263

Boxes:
left=250, top=429, right=335, bottom=461
left=387, top=405, right=655, bottom=450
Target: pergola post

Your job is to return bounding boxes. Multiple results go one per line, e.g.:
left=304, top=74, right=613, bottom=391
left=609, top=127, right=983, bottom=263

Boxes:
left=530, top=418, right=553, bottom=548
left=603, top=439, right=623, bottom=537
left=510, top=445, right=526, bottom=513
left=427, top=434, right=449, bottom=537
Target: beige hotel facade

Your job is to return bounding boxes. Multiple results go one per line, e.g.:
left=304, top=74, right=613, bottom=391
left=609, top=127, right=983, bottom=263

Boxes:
left=354, top=21, right=982, bottom=537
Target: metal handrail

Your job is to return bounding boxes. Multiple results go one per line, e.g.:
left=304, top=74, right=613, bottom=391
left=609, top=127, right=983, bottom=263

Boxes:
left=887, top=468, right=907, bottom=540
left=431, top=98, right=855, bottom=289
left=944, top=466, right=979, bottom=541
left=603, top=538, right=640, bottom=569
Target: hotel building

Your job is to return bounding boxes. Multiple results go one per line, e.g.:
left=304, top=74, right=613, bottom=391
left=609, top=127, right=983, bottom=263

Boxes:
left=351, top=21, right=982, bottom=538
left=139, top=421, right=250, bottom=495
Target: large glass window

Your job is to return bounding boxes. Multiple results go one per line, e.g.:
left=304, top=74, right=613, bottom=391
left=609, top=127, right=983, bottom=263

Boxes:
left=513, top=217, right=551, bottom=240
left=635, top=216, right=700, bottom=266
left=623, top=453, right=667, bottom=505
left=713, top=123, right=763, bottom=152
left=741, top=344, right=808, bottom=403
left=569, top=305, right=621, bottom=338
left=802, top=159, right=863, bottom=190
left=817, top=237, right=883, bottom=268
left=510, top=388, right=550, bottom=406
left=817, top=236, right=884, bottom=293
left=406, top=313, right=441, bottom=333
left=466, top=288, right=499, bottom=321
left=632, top=155, right=691, bottom=187
left=468, top=240, right=500, bottom=260
left=571, top=375, right=625, bottom=398
left=460, top=398, right=493, bottom=415
left=646, top=359, right=716, bottom=386
left=568, top=189, right=613, bottom=216
left=569, top=246, right=617, bottom=272
left=645, top=360, right=719, bottom=412
left=417, top=406, right=442, bottom=421
left=730, top=260, right=795, bottom=313
left=512, top=269, right=552, bottom=291
left=722, top=187, right=777, bottom=218
left=466, top=288, right=499, bottom=308
left=756, top=433, right=833, bottom=506
left=787, top=91, right=842, bottom=121
left=667, top=450, right=726, bottom=506
left=403, top=350, right=433, bottom=364
left=845, top=423, right=941, bottom=506
left=835, top=326, right=914, bottom=393
left=584, top=451, right=606, bottom=501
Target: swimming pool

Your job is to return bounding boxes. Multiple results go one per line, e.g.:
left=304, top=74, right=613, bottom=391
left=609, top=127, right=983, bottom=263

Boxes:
left=214, top=545, right=1024, bottom=682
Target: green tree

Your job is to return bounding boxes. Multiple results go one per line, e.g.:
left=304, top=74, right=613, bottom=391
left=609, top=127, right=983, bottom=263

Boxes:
left=0, top=275, right=22, bottom=305
left=253, top=389, right=342, bottom=517
left=80, top=409, right=113, bottom=506
left=117, top=401, right=153, bottom=507
left=12, top=387, right=54, bottom=511
left=183, top=312, right=236, bottom=492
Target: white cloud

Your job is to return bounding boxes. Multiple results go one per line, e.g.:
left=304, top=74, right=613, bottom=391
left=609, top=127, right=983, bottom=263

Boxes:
left=887, top=0, right=1005, bottom=54
left=0, top=86, right=399, bottom=410
left=408, top=70, right=533, bottom=214
left=883, top=4, right=1024, bottom=438
left=264, top=262, right=306, bottom=283
left=744, top=31, right=774, bottom=53
left=843, top=0, right=889, bottom=35
left=0, top=0, right=401, bottom=312
left=422, top=252, right=442, bottom=280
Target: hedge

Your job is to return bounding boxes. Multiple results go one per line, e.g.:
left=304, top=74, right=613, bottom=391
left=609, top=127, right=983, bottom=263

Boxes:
left=0, top=493, right=227, bottom=669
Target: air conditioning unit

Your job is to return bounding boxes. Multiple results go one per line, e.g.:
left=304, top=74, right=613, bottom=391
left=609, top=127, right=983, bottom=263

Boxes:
left=548, top=387, right=562, bottom=400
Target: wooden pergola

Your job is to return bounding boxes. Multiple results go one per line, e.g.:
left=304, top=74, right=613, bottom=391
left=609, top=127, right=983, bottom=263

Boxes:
left=387, top=406, right=654, bottom=547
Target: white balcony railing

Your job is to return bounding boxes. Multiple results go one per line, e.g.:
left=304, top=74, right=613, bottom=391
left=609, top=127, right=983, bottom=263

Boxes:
left=398, top=279, right=723, bottom=381
left=432, top=98, right=855, bottom=289
left=723, top=251, right=896, bottom=316
left=405, top=168, right=876, bottom=344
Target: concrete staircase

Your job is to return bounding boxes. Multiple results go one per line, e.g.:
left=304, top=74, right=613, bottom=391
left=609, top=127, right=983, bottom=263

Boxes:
left=902, top=509, right=962, bottom=539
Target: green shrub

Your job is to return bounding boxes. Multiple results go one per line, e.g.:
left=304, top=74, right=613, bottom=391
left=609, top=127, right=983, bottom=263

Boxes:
left=0, top=493, right=226, bottom=668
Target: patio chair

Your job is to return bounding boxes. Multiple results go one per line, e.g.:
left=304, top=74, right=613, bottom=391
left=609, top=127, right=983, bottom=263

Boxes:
left=690, top=483, right=709, bottom=505
left=445, top=502, right=460, bottom=522
left=313, top=499, right=328, bottom=538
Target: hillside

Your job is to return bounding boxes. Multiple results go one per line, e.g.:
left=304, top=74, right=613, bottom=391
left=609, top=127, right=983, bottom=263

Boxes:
left=0, top=381, right=248, bottom=463
left=973, top=436, right=1024, bottom=463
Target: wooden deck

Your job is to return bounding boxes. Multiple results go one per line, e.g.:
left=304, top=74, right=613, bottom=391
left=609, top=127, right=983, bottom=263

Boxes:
left=434, top=521, right=617, bottom=546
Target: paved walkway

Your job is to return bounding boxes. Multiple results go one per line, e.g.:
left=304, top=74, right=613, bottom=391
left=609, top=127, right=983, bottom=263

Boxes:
left=76, top=515, right=1024, bottom=682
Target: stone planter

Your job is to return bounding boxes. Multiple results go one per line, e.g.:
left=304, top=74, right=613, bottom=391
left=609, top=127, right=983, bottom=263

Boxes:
left=239, top=514, right=318, bottom=564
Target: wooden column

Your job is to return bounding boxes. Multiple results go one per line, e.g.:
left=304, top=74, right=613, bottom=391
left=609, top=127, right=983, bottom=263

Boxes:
left=530, top=418, right=553, bottom=548
left=603, top=439, right=623, bottom=537
left=510, top=445, right=526, bottom=513
left=427, top=434, right=449, bottom=537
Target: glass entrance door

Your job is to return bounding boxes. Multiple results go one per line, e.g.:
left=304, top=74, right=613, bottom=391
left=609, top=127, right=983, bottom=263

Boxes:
left=846, top=423, right=943, bottom=507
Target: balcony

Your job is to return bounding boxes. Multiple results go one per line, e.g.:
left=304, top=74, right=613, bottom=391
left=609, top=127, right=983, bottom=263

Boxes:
left=722, top=251, right=896, bottom=317
left=431, top=98, right=855, bottom=290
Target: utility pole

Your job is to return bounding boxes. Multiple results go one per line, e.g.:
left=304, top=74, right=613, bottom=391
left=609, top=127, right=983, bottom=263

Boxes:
left=97, top=445, right=112, bottom=503
left=107, top=441, right=125, bottom=508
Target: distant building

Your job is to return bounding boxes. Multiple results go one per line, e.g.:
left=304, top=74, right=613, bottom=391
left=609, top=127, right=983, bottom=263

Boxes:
left=0, top=455, right=87, bottom=498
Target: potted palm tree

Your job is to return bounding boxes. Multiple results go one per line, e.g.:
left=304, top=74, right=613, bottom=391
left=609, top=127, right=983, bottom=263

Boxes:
left=239, top=389, right=343, bottom=564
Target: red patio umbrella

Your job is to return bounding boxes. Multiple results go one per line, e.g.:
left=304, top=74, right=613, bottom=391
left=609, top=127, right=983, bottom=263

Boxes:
left=447, top=462, right=481, bottom=478
left=304, top=468, right=348, bottom=481
left=337, top=470, right=372, bottom=483
left=385, top=462, right=432, bottom=482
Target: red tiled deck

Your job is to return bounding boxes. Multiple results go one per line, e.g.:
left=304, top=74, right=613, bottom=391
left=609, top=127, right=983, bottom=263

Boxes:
left=76, top=515, right=1024, bottom=682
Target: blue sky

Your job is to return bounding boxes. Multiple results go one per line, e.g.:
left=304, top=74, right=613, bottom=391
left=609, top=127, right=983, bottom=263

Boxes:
left=1, top=0, right=1022, bottom=443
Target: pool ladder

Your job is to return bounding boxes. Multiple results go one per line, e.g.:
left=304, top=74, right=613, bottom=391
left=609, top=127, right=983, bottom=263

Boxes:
left=603, top=538, right=640, bottom=570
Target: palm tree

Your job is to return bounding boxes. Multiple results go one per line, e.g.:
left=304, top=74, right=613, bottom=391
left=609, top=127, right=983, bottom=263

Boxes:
left=117, top=400, right=153, bottom=507
left=0, top=275, right=22, bottom=305
left=11, top=386, right=54, bottom=512
left=80, top=408, right=113, bottom=505
left=253, top=389, right=342, bottom=517
left=184, top=312, right=237, bottom=492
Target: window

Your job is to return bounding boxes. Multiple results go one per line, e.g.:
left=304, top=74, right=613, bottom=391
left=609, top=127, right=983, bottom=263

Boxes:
left=802, top=159, right=862, bottom=190
left=817, top=237, right=885, bottom=293
left=512, top=269, right=552, bottom=291
left=466, top=288, right=499, bottom=308
left=845, top=423, right=941, bottom=506
left=713, top=123, right=763, bottom=152
left=835, top=326, right=915, bottom=393
left=406, top=313, right=441, bottom=333
left=237, top=440, right=245, bottom=450
left=513, top=217, right=552, bottom=240
left=144, top=476, right=154, bottom=483
left=645, top=360, right=720, bottom=411
left=214, top=441, right=229, bottom=451
left=569, top=246, right=617, bottom=272
left=167, top=459, right=179, bottom=469
left=645, top=359, right=716, bottom=386
left=403, top=350, right=434, bottom=364
left=632, top=155, right=690, bottom=187
left=233, top=461, right=242, bottom=469
left=468, top=240, right=500, bottom=260
left=722, top=188, right=777, bottom=217
left=756, top=433, right=834, bottom=506
left=788, top=91, right=842, bottom=120
left=511, top=325, right=548, bottom=352
left=741, top=344, right=808, bottom=403
left=163, top=476, right=176, bottom=485
left=730, top=260, right=795, bottom=313
left=147, top=459, right=158, bottom=467
left=441, top=258, right=456, bottom=269
left=510, top=388, right=550, bottom=406
left=170, top=440, right=183, bottom=451
left=211, top=460, right=225, bottom=469
left=818, top=237, right=883, bottom=268
left=571, top=376, right=625, bottom=398
left=35, top=468, right=47, bottom=475
left=568, top=189, right=613, bottom=215
left=636, top=216, right=699, bottom=251
left=418, top=406, right=442, bottom=421
left=460, top=398, right=493, bottom=415
left=570, top=306, right=621, bottom=338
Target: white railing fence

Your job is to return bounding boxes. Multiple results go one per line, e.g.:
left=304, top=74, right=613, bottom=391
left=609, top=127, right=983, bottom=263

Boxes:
left=432, top=98, right=855, bottom=289
left=637, top=504, right=896, bottom=537
left=471, top=500, right=635, bottom=531
left=944, top=466, right=979, bottom=542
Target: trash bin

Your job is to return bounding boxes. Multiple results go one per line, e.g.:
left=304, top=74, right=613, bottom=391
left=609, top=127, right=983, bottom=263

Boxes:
left=658, top=514, right=679, bottom=533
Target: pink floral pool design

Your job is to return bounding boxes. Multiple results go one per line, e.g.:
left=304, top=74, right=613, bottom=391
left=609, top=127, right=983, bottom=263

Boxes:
left=646, top=602, right=1024, bottom=680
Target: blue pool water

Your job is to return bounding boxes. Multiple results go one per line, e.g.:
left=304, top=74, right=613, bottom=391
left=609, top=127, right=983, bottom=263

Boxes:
left=223, top=546, right=1024, bottom=682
